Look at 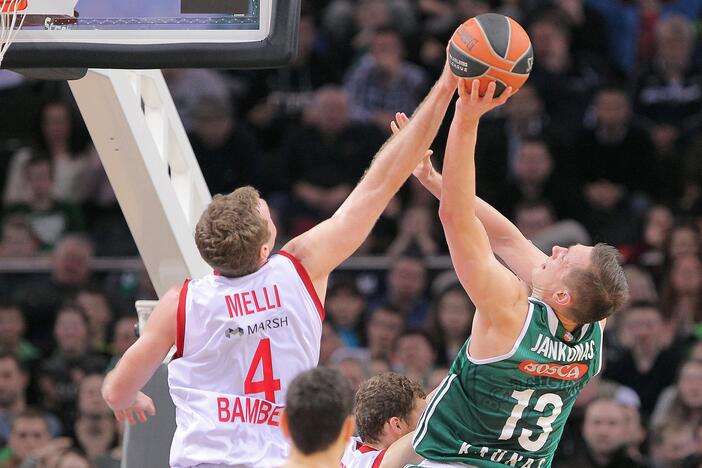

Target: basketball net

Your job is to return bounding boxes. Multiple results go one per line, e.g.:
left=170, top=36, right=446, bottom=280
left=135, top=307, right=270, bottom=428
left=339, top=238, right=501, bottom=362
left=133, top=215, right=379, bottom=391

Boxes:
left=0, top=0, right=27, bottom=67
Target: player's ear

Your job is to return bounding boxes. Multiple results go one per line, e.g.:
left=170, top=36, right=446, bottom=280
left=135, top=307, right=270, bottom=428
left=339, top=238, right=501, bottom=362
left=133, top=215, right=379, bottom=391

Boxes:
left=554, top=289, right=571, bottom=307
left=388, top=416, right=403, bottom=435
left=260, top=243, right=270, bottom=262
left=280, top=410, right=290, bottom=438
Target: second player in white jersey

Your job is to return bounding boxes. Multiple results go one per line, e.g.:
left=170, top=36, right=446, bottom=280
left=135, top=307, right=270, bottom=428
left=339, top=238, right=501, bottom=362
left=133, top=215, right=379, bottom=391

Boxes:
left=169, top=252, right=323, bottom=468
left=341, top=437, right=387, bottom=468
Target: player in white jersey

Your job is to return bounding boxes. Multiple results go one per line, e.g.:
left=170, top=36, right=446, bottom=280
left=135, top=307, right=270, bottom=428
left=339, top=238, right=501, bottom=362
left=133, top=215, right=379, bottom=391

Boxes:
left=100, top=61, right=460, bottom=467
left=341, top=373, right=426, bottom=468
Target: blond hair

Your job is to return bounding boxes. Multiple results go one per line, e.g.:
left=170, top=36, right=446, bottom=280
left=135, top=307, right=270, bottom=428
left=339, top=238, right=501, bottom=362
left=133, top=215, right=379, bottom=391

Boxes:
left=195, top=186, right=269, bottom=277
left=565, top=243, right=629, bottom=323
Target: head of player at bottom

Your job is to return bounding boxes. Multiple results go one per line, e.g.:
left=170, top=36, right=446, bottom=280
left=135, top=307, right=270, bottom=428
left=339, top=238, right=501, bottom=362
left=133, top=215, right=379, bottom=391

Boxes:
left=280, top=367, right=354, bottom=468
left=353, top=372, right=427, bottom=450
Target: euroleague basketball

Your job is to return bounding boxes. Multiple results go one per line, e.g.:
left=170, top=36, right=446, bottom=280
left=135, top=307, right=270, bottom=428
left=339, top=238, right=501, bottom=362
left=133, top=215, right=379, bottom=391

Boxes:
left=448, top=13, right=533, bottom=97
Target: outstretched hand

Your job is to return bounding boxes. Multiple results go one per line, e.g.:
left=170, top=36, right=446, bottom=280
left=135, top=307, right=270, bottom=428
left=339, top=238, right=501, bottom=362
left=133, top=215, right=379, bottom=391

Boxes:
left=390, top=112, right=437, bottom=182
left=455, top=79, right=513, bottom=121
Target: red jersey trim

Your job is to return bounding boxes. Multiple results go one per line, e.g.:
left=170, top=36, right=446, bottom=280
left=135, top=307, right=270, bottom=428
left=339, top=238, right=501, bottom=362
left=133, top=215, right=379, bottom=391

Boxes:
left=354, top=442, right=386, bottom=466
left=372, top=449, right=387, bottom=468
left=277, top=250, right=325, bottom=321
left=174, top=279, right=191, bottom=359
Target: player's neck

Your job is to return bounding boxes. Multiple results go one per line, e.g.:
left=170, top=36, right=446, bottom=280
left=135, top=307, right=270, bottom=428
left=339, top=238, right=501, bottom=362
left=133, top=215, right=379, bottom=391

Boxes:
left=284, top=447, right=344, bottom=468
left=552, top=308, right=580, bottom=333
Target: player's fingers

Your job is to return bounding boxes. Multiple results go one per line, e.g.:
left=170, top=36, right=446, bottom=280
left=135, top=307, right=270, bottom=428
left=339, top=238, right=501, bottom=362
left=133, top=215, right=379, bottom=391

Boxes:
left=136, top=408, right=147, bottom=423
left=425, top=149, right=434, bottom=158
left=115, top=411, right=125, bottom=424
left=146, top=398, right=156, bottom=416
left=470, top=79, right=480, bottom=103
left=398, top=112, right=409, bottom=125
left=390, top=121, right=399, bottom=134
left=499, top=87, right=514, bottom=105
left=484, top=81, right=496, bottom=101
left=125, top=410, right=136, bottom=426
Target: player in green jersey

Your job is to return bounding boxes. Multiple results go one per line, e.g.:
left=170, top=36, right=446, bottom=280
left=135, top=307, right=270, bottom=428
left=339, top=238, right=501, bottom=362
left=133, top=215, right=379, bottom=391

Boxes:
left=382, top=80, right=630, bottom=468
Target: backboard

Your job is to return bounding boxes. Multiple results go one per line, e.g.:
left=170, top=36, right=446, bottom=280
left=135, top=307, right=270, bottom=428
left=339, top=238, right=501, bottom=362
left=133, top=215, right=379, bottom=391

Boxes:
left=1, top=0, right=299, bottom=69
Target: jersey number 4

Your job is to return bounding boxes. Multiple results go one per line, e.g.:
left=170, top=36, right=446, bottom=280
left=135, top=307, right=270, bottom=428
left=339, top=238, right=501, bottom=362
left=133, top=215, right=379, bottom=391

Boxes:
left=244, top=338, right=281, bottom=403
left=498, top=389, right=563, bottom=452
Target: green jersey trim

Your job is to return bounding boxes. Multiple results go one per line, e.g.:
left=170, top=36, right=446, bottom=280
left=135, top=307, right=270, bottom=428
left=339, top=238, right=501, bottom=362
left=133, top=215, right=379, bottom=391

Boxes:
left=465, top=301, right=535, bottom=365
left=414, top=374, right=458, bottom=450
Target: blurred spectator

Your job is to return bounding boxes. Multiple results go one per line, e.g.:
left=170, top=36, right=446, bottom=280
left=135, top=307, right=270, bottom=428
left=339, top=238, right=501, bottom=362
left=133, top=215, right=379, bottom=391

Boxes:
left=555, top=0, right=609, bottom=57
left=491, top=138, right=581, bottom=221
left=326, top=279, right=367, bottom=348
left=604, top=302, right=683, bottom=415
left=344, top=26, right=428, bottom=131
left=323, top=0, right=417, bottom=67
left=106, top=317, right=137, bottom=372
left=279, top=86, right=385, bottom=235
left=0, top=409, right=68, bottom=468
left=660, top=254, right=702, bottom=338
left=0, top=217, right=40, bottom=258
left=188, top=98, right=261, bottom=196
left=38, top=305, right=108, bottom=429
left=76, top=288, right=114, bottom=356
left=319, top=322, right=344, bottom=366
left=246, top=9, right=340, bottom=145
left=333, top=356, right=370, bottom=393
left=633, top=15, right=702, bottom=154
left=365, top=305, right=404, bottom=362
left=391, top=331, right=436, bottom=387
left=3, top=101, right=91, bottom=205
left=0, top=304, right=39, bottom=365
left=3, top=156, right=85, bottom=251
left=622, top=265, right=659, bottom=308
left=527, top=9, right=610, bottom=134
left=475, top=83, right=565, bottom=195
left=368, top=256, right=430, bottom=328
left=576, top=87, right=658, bottom=202
left=163, top=69, right=232, bottom=133
left=558, top=398, right=644, bottom=467
left=0, top=354, right=61, bottom=447
left=620, top=204, right=673, bottom=277
left=427, top=285, right=474, bottom=366
left=665, top=224, right=701, bottom=263
left=55, top=449, right=94, bottom=468
left=386, top=205, right=439, bottom=257
left=650, top=358, right=702, bottom=430
left=650, top=424, right=698, bottom=468
left=514, top=200, right=591, bottom=254
left=14, top=234, right=94, bottom=350
left=74, top=375, right=117, bottom=462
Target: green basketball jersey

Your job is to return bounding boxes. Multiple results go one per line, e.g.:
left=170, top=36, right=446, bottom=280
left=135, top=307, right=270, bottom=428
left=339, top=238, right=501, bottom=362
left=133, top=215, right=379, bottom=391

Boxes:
left=413, top=297, right=603, bottom=468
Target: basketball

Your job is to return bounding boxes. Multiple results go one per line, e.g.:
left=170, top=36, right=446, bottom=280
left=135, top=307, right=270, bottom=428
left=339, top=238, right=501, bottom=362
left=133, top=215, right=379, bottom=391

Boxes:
left=448, top=13, right=533, bottom=97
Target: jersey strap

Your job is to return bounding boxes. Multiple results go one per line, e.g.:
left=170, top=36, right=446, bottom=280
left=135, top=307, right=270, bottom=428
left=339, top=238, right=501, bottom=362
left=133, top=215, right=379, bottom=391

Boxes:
left=173, top=278, right=191, bottom=359
left=277, top=250, right=325, bottom=321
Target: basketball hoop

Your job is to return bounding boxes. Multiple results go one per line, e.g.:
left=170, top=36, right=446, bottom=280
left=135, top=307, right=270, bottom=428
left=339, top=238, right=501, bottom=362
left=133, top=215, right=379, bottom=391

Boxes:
left=0, top=0, right=27, bottom=67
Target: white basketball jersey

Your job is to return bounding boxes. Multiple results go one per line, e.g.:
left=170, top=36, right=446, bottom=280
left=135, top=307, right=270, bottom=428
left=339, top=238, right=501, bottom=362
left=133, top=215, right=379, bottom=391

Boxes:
left=168, top=251, right=324, bottom=468
left=340, top=437, right=387, bottom=468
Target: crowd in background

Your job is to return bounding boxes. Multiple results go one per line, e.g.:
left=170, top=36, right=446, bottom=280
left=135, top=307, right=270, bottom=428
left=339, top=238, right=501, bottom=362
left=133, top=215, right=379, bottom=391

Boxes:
left=1, top=0, right=702, bottom=466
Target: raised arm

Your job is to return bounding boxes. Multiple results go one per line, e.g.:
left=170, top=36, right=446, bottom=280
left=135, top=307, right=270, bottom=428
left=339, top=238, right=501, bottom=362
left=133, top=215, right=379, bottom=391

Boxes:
left=391, top=112, right=547, bottom=284
left=282, top=67, right=457, bottom=298
left=439, top=80, right=525, bottom=330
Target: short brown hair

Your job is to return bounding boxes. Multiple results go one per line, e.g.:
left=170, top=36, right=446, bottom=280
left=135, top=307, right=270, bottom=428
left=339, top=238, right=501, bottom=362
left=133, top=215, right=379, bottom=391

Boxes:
left=565, top=243, right=629, bottom=323
left=354, top=372, right=426, bottom=444
left=195, top=186, right=270, bottom=277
